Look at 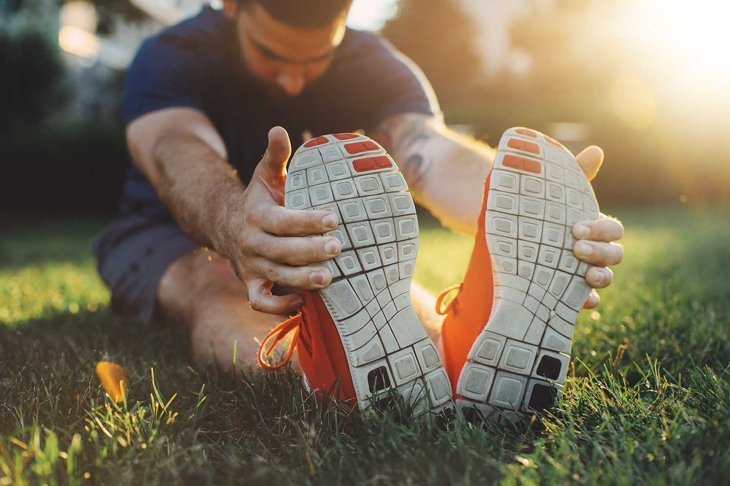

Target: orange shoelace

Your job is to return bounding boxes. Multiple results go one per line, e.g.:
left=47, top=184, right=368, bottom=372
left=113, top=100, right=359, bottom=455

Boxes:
left=435, top=283, right=463, bottom=316
left=257, top=313, right=302, bottom=370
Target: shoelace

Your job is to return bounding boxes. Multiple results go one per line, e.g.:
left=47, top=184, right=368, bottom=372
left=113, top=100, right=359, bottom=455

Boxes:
left=257, top=313, right=302, bottom=370
left=260, top=284, right=462, bottom=369
left=435, top=283, right=463, bottom=316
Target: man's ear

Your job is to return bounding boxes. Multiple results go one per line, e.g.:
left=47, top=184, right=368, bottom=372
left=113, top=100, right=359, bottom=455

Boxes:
left=222, top=0, right=237, bottom=18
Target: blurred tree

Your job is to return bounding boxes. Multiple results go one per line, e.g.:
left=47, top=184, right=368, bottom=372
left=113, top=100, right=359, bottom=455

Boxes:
left=505, top=0, right=730, bottom=203
left=1, top=0, right=148, bottom=33
left=0, top=26, right=67, bottom=137
left=0, top=0, right=24, bottom=14
left=508, top=0, right=620, bottom=121
left=504, top=1, right=666, bottom=202
left=382, top=0, right=484, bottom=114
left=87, top=0, right=148, bottom=35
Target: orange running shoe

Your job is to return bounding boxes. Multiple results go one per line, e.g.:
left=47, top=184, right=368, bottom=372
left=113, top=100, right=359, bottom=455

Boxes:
left=438, top=127, right=600, bottom=419
left=258, top=133, right=452, bottom=416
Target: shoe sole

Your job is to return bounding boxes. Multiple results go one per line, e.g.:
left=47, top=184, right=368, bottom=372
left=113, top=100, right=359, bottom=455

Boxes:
left=456, top=128, right=600, bottom=418
left=286, top=133, right=452, bottom=415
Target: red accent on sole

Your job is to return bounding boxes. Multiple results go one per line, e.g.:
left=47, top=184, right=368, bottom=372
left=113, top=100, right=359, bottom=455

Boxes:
left=297, top=292, right=358, bottom=404
left=503, top=154, right=542, bottom=174
left=303, top=136, right=329, bottom=148
left=515, top=128, right=538, bottom=138
left=344, top=141, right=378, bottom=155
left=353, top=155, right=393, bottom=172
left=333, top=133, right=359, bottom=140
left=507, top=138, right=541, bottom=155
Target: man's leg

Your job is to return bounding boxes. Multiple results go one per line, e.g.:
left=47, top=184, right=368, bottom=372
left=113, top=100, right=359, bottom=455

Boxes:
left=410, top=282, right=445, bottom=344
left=92, top=215, right=291, bottom=372
left=159, top=247, right=446, bottom=371
left=157, top=247, right=289, bottom=372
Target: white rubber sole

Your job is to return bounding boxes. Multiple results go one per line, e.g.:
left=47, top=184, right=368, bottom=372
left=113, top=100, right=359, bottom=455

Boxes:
left=286, top=133, right=452, bottom=415
left=456, top=128, right=600, bottom=418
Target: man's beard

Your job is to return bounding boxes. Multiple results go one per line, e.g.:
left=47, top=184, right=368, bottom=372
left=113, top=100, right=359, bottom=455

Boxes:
left=243, top=66, right=300, bottom=106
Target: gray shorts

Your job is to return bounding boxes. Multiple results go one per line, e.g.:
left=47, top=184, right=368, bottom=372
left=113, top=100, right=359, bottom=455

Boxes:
left=91, top=215, right=197, bottom=325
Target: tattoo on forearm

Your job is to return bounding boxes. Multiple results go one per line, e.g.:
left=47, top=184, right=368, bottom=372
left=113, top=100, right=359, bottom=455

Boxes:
left=375, top=115, right=438, bottom=190
left=403, top=153, right=430, bottom=189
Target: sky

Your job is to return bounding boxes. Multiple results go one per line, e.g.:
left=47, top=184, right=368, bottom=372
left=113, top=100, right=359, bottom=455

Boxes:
left=346, top=0, right=399, bottom=31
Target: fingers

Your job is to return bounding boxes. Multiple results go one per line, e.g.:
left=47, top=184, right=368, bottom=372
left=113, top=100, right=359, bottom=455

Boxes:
left=572, top=214, right=624, bottom=268
left=252, top=233, right=341, bottom=266
left=239, top=243, right=338, bottom=314
left=583, top=290, right=600, bottom=309
left=573, top=240, right=623, bottom=267
left=250, top=204, right=339, bottom=236
left=259, top=126, right=292, bottom=179
left=246, top=278, right=304, bottom=314
left=575, top=145, right=604, bottom=182
left=585, top=266, right=613, bottom=289
left=243, top=258, right=332, bottom=314
left=249, top=258, right=333, bottom=288
left=573, top=217, right=624, bottom=243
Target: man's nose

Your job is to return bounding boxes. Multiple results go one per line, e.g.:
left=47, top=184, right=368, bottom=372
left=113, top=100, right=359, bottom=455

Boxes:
left=275, top=67, right=306, bottom=97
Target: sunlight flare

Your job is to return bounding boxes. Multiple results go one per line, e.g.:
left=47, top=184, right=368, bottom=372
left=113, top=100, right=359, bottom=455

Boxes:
left=617, top=0, right=730, bottom=81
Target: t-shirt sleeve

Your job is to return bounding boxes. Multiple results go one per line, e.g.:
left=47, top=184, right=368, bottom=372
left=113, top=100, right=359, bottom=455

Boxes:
left=122, top=36, right=207, bottom=125
left=339, top=33, right=442, bottom=131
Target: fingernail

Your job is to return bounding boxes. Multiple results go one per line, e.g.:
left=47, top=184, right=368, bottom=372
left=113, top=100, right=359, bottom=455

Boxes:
left=324, top=239, right=341, bottom=256
left=575, top=240, right=593, bottom=257
left=322, top=213, right=338, bottom=228
left=309, top=270, right=327, bottom=286
left=574, top=223, right=590, bottom=238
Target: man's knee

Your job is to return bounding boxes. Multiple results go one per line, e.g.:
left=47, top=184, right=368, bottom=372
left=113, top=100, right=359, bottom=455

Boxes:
left=158, top=248, right=245, bottom=321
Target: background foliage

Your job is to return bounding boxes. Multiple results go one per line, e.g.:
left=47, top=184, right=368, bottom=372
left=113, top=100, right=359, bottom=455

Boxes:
left=0, top=25, right=67, bottom=136
left=2, top=0, right=729, bottom=214
left=384, top=0, right=730, bottom=205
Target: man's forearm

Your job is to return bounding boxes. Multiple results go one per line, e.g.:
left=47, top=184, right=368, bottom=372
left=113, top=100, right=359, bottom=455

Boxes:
left=378, top=116, right=494, bottom=235
left=411, top=129, right=493, bottom=235
left=152, top=133, right=245, bottom=255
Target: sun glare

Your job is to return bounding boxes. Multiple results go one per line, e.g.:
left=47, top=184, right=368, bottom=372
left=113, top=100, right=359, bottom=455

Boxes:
left=618, top=0, right=730, bottom=81
left=59, top=25, right=100, bottom=60
left=346, top=0, right=398, bottom=31
left=608, top=0, right=730, bottom=129
left=58, top=1, right=99, bottom=61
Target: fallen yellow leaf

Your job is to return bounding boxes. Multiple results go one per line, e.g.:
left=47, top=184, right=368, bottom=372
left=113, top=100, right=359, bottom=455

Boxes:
left=95, top=361, right=129, bottom=403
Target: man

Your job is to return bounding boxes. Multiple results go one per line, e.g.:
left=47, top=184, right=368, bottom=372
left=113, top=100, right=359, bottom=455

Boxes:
left=93, top=0, right=623, bottom=416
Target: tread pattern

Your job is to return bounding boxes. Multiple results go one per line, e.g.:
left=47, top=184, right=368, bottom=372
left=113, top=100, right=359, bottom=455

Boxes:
left=287, top=134, right=452, bottom=414
left=456, top=127, right=600, bottom=418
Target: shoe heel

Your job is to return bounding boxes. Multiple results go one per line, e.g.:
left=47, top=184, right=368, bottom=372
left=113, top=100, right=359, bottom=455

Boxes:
left=287, top=134, right=452, bottom=415
left=457, top=127, right=599, bottom=415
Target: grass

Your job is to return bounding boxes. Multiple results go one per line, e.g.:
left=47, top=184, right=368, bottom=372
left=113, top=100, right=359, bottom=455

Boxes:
left=1, top=205, right=729, bottom=485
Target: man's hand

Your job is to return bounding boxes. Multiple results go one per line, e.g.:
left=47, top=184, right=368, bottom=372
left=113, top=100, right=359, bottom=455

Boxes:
left=220, top=127, right=342, bottom=314
left=573, top=145, right=624, bottom=309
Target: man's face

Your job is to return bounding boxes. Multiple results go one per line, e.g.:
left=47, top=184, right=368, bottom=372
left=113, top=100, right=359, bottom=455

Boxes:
left=227, top=2, right=347, bottom=99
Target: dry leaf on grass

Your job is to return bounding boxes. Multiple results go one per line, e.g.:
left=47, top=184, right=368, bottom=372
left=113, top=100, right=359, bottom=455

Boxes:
left=95, top=361, right=129, bottom=402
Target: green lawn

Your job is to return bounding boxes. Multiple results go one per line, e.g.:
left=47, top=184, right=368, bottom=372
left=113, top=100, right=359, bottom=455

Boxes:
left=1, top=205, right=728, bottom=485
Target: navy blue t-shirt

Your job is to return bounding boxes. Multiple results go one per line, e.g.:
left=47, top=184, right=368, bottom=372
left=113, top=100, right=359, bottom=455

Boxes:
left=120, top=6, right=440, bottom=220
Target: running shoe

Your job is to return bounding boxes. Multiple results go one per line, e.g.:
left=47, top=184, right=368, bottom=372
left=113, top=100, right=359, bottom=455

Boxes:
left=259, top=133, right=453, bottom=416
left=437, top=127, right=600, bottom=418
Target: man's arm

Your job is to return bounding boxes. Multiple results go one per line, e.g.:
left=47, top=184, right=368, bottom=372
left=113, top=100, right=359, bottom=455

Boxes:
left=371, top=113, right=493, bottom=235
left=126, top=108, right=342, bottom=313
left=370, top=113, right=624, bottom=308
left=127, top=108, right=238, bottom=247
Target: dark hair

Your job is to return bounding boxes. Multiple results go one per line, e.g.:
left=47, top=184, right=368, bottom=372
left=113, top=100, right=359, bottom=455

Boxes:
left=236, top=0, right=353, bottom=28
